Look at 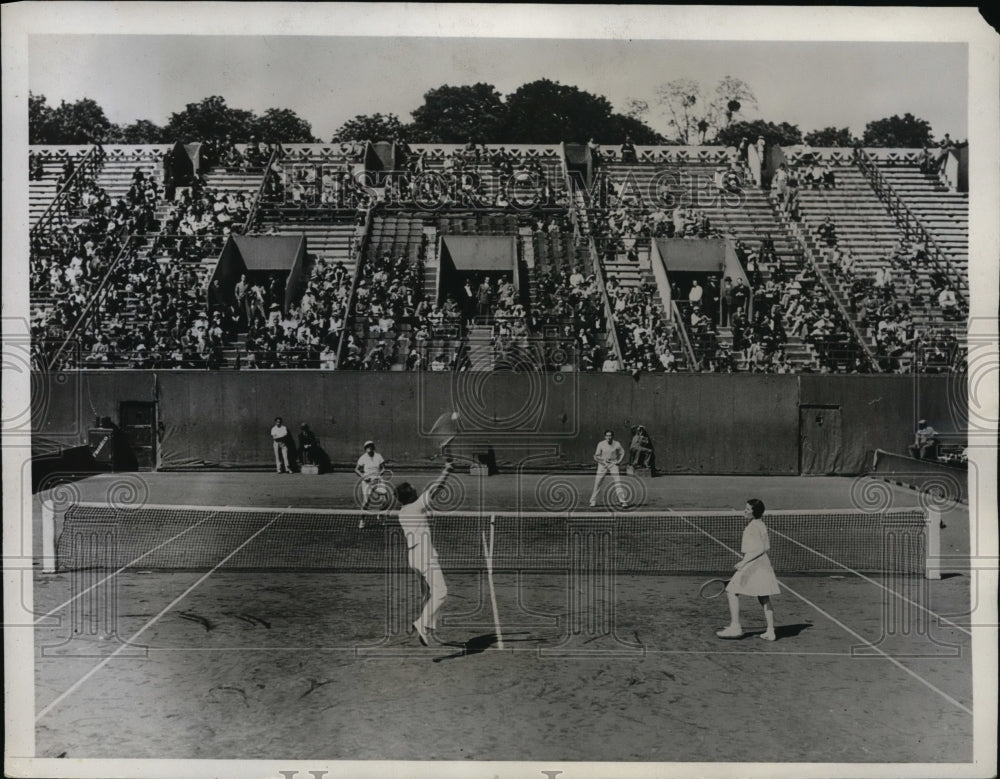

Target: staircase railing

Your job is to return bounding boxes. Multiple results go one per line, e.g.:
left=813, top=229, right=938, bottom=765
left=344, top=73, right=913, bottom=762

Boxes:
left=31, top=144, right=104, bottom=237
left=670, top=300, right=698, bottom=369
left=335, top=206, right=375, bottom=369
left=786, top=222, right=880, bottom=372
left=854, top=148, right=967, bottom=304
left=242, top=146, right=279, bottom=233
left=46, top=231, right=141, bottom=370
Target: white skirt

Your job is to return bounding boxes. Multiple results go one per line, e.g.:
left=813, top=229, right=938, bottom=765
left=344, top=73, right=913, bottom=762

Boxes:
left=726, top=554, right=780, bottom=596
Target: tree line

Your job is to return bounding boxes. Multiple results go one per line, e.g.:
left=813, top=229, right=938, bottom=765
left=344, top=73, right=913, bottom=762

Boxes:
left=30, top=77, right=945, bottom=149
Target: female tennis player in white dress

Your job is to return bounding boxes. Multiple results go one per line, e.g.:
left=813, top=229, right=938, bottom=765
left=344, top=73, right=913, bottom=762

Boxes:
left=717, top=498, right=780, bottom=641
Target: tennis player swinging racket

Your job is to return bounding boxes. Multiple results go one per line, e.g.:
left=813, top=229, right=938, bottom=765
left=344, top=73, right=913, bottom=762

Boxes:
left=708, top=499, right=780, bottom=641
left=396, top=460, right=455, bottom=647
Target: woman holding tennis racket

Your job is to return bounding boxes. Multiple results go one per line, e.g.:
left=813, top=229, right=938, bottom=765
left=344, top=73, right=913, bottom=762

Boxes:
left=716, top=498, right=779, bottom=641
left=396, top=461, right=454, bottom=647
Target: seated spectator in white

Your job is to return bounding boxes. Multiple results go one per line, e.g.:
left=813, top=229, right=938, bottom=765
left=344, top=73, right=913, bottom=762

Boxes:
left=602, top=356, right=621, bottom=372
left=908, top=419, right=938, bottom=459
left=938, top=286, right=959, bottom=319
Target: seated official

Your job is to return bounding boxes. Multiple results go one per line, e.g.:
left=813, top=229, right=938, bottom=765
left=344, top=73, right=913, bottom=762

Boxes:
left=628, top=425, right=656, bottom=473
left=908, top=419, right=938, bottom=460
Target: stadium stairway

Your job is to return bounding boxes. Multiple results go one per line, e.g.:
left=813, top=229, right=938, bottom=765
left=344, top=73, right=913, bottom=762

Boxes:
left=29, top=155, right=77, bottom=226
left=588, top=163, right=825, bottom=371
left=353, top=213, right=431, bottom=369
left=875, top=163, right=968, bottom=270
left=790, top=166, right=959, bottom=335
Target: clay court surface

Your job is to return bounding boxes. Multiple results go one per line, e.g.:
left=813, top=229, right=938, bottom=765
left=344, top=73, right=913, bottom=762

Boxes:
left=28, top=471, right=973, bottom=762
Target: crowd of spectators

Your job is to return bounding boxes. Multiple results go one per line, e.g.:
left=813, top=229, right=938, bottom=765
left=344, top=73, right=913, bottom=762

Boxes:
left=605, top=275, right=681, bottom=373
left=391, top=143, right=564, bottom=210
left=835, top=239, right=965, bottom=373
left=337, top=244, right=428, bottom=370
left=30, top=167, right=161, bottom=367
left=531, top=265, right=607, bottom=369
left=676, top=237, right=859, bottom=373
left=161, top=179, right=253, bottom=238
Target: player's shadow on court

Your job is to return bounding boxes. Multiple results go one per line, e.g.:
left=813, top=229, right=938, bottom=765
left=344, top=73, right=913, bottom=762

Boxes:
left=433, top=633, right=498, bottom=662
left=753, top=623, right=813, bottom=640
left=432, top=632, right=539, bottom=662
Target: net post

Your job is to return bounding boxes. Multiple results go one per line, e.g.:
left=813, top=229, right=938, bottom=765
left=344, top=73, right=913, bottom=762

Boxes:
left=42, top=501, right=57, bottom=573
left=925, top=509, right=942, bottom=580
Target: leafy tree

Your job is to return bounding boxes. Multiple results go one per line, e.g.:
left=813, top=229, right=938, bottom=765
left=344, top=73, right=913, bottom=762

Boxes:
left=716, top=119, right=803, bottom=148
left=164, top=96, right=256, bottom=143
left=862, top=113, right=934, bottom=147
left=117, top=119, right=166, bottom=144
left=653, top=78, right=706, bottom=144
left=603, top=114, right=665, bottom=145
left=254, top=107, right=316, bottom=142
left=804, top=126, right=856, bottom=147
left=709, top=76, right=758, bottom=130
left=409, top=83, right=507, bottom=142
left=333, top=112, right=408, bottom=142
left=47, top=97, right=115, bottom=144
left=502, top=79, right=661, bottom=143
left=29, top=92, right=55, bottom=144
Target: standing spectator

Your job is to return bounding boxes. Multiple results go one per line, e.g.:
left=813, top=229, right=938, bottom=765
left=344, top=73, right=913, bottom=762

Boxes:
left=688, top=280, right=704, bottom=307
left=270, top=417, right=292, bottom=474
left=732, top=277, right=750, bottom=318
left=589, top=430, right=629, bottom=509
left=908, top=419, right=938, bottom=460
left=721, top=276, right=735, bottom=326
left=299, top=423, right=319, bottom=466
left=621, top=136, right=637, bottom=163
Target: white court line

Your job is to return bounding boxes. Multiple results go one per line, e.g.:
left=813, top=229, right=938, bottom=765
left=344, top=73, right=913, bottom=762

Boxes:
left=769, top=527, right=973, bottom=637
left=35, top=513, right=285, bottom=723
left=676, top=514, right=973, bottom=717
left=34, top=508, right=228, bottom=625
left=482, top=514, right=504, bottom=650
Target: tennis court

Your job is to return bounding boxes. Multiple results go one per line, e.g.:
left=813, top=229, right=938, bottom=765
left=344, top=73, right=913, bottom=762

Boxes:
left=31, top=471, right=972, bottom=762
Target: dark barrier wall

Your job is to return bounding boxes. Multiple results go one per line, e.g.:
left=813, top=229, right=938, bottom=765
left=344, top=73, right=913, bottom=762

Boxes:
left=32, top=372, right=961, bottom=474
left=799, top=374, right=965, bottom=471
left=656, top=238, right=726, bottom=272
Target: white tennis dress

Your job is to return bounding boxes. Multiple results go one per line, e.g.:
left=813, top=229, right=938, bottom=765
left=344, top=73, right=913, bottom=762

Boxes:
left=726, top=518, right=780, bottom=596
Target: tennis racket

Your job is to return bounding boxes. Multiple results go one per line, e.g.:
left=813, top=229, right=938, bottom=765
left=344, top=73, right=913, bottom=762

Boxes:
left=699, top=578, right=730, bottom=599
left=428, top=409, right=460, bottom=462
left=699, top=551, right=765, bottom=599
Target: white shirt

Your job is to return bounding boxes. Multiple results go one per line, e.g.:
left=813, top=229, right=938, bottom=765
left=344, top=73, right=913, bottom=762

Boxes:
left=398, top=492, right=435, bottom=558
left=356, top=451, right=385, bottom=478
left=271, top=424, right=289, bottom=442
left=595, top=439, right=625, bottom=466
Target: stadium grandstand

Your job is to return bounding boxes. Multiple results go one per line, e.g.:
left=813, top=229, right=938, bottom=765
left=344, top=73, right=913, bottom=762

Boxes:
left=29, top=138, right=967, bottom=377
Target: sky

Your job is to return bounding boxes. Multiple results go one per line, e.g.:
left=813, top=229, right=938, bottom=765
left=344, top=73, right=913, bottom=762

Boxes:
left=28, top=35, right=968, bottom=143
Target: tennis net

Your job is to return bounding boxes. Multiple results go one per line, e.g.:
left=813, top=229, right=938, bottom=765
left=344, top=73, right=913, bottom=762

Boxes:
left=43, top=503, right=941, bottom=578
